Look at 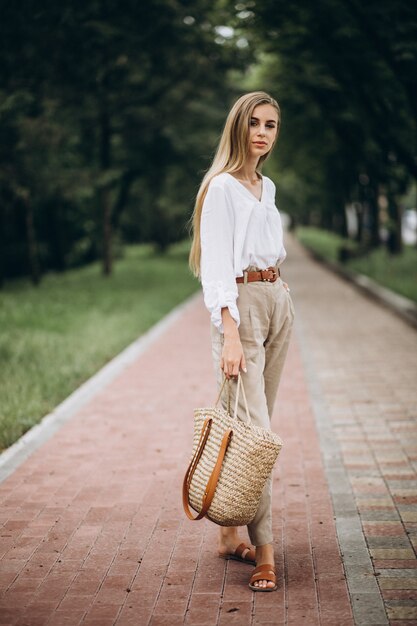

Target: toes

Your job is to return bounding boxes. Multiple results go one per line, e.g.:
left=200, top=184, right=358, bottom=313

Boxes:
left=253, top=579, right=274, bottom=588
left=251, top=576, right=276, bottom=590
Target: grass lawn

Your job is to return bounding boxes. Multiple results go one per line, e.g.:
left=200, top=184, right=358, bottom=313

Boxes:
left=0, top=241, right=199, bottom=451
left=296, top=227, right=417, bottom=303
left=296, top=226, right=360, bottom=262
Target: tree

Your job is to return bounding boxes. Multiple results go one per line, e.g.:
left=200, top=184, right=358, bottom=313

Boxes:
left=0, top=0, right=251, bottom=282
left=239, top=0, right=417, bottom=252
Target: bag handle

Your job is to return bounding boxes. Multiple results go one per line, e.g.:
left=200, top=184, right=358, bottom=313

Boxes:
left=182, top=418, right=233, bottom=520
left=214, top=376, right=231, bottom=414
left=234, top=372, right=251, bottom=423
left=214, top=373, right=251, bottom=423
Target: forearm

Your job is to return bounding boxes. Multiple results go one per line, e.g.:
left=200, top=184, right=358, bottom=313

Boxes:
left=221, top=307, right=240, bottom=340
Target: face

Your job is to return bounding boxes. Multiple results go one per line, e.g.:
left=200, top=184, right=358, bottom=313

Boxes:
left=248, top=103, right=279, bottom=159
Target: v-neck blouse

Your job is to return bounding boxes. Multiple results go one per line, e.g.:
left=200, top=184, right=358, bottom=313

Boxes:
left=200, top=172, right=287, bottom=332
left=226, top=172, right=265, bottom=203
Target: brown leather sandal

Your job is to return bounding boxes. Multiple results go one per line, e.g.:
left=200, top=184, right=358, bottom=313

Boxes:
left=249, top=564, right=278, bottom=591
left=218, top=542, right=256, bottom=565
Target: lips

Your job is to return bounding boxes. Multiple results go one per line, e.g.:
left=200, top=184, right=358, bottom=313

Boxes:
left=253, top=142, right=267, bottom=146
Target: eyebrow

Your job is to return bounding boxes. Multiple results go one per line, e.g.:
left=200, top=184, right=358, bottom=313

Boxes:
left=251, top=116, right=277, bottom=123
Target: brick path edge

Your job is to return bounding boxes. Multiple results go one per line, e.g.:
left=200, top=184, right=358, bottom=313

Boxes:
left=295, top=315, right=390, bottom=626
left=0, top=291, right=201, bottom=484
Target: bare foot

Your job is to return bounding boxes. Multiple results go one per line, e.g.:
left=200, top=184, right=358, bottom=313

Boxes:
left=251, top=543, right=276, bottom=589
left=218, top=527, right=254, bottom=562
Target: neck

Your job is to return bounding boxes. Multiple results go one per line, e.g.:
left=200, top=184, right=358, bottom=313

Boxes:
left=234, top=157, right=260, bottom=182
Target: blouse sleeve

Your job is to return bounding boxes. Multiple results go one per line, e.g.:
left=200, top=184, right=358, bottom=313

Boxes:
left=200, top=181, right=240, bottom=333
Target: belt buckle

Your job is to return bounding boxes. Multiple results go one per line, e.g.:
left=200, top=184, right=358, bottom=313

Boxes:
left=260, top=269, right=270, bottom=282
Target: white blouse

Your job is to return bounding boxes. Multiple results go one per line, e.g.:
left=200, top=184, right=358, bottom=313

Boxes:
left=200, top=172, right=287, bottom=332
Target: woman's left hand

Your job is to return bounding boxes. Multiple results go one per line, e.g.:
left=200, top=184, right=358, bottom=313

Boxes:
left=220, top=306, right=246, bottom=379
left=221, top=336, right=246, bottom=380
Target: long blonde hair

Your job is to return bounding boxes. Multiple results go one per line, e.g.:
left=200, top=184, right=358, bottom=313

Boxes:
left=188, top=91, right=281, bottom=277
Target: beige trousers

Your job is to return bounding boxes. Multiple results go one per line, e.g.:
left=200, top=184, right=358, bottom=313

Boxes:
left=210, top=274, right=295, bottom=546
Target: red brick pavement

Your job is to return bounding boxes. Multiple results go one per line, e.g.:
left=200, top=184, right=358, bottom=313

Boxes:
left=288, top=236, right=417, bottom=626
left=0, top=274, right=353, bottom=624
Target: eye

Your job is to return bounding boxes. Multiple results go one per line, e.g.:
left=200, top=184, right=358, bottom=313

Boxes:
left=266, top=123, right=276, bottom=129
left=250, top=120, right=258, bottom=126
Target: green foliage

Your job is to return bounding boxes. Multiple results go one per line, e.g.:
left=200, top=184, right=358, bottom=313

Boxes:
left=239, top=0, right=417, bottom=249
left=0, top=241, right=198, bottom=450
left=1, top=0, right=415, bottom=280
left=2, top=0, right=415, bottom=281
left=0, top=0, right=251, bottom=281
left=297, top=226, right=417, bottom=302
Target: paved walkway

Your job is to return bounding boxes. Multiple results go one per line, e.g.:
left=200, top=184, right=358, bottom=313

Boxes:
left=0, top=235, right=416, bottom=626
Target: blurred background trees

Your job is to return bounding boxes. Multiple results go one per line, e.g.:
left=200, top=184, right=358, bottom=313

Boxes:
left=0, top=0, right=250, bottom=283
left=245, top=0, right=417, bottom=257
left=1, top=0, right=416, bottom=285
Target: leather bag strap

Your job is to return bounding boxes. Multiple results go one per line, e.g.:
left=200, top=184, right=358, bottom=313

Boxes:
left=182, top=373, right=250, bottom=521
left=182, top=419, right=233, bottom=521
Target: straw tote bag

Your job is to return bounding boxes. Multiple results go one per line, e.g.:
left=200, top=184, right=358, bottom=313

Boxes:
left=182, top=373, right=283, bottom=526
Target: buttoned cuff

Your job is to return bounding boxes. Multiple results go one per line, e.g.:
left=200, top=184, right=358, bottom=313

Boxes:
left=202, top=280, right=240, bottom=333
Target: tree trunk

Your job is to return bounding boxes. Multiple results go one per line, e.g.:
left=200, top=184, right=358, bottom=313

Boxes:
left=368, top=194, right=380, bottom=249
left=386, top=193, right=402, bottom=255
left=112, top=170, right=139, bottom=230
left=355, top=204, right=364, bottom=244
left=99, top=96, right=112, bottom=276
left=23, top=193, right=41, bottom=285
left=333, top=200, right=348, bottom=238
left=47, top=199, right=66, bottom=271
left=0, top=201, right=4, bottom=288
left=319, top=206, right=333, bottom=231
left=101, top=187, right=112, bottom=276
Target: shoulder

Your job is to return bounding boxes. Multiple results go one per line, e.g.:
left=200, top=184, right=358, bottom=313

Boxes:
left=210, top=172, right=230, bottom=185
left=207, top=172, right=233, bottom=193
left=202, top=174, right=235, bottom=218
left=204, top=173, right=239, bottom=208
left=208, top=172, right=250, bottom=205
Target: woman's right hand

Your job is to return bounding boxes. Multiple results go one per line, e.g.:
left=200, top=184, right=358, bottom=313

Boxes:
left=220, top=306, right=247, bottom=379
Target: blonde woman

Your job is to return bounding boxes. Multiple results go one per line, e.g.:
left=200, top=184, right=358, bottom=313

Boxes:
left=189, top=92, right=294, bottom=592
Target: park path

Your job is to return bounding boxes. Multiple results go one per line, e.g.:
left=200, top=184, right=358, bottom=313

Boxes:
left=0, top=234, right=416, bottom=626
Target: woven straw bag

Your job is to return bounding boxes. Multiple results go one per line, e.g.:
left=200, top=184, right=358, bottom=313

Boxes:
left=182, top=373, right=283, bottom=526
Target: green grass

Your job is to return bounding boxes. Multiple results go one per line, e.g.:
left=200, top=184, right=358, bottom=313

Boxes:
left=296, top=226, right=358, bottom=262
left=348, top=246, right=417, bottom=302
left=296, top=226, right=417, bottom=302
left=0, top=241, right=199, bottom=451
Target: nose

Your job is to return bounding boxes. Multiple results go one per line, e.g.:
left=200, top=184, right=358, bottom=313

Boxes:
left=257, top=126, right=266, bottom=137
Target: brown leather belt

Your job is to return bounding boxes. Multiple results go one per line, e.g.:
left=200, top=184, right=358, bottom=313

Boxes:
left=236, top=266, right=280, bottom=284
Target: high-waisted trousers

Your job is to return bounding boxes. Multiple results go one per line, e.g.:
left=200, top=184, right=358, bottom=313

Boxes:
left=210, top=273, right=295, bottom=546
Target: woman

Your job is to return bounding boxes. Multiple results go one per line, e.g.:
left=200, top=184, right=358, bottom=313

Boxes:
left=189, top=91, right=294, bottom=592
